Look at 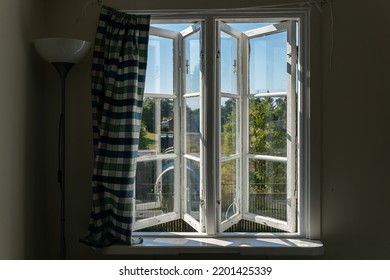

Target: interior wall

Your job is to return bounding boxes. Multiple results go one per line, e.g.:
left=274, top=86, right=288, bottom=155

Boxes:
left=320, top=0, right=390, bottom=259
left=0, top=0, right=45, bottom=259
left=42, top=0, right=390, bottom=259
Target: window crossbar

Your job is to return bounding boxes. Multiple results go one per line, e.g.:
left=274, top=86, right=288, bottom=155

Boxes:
left=252, top=92, right=287, bottom=98
left=247, top=154, right=288, bottom=163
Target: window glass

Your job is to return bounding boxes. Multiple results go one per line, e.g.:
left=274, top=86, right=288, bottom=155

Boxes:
left=220, top=31, right=238, bottom=94
left=139, top=98, right=175, bottom=156
left=145, top=35, right=174, bottom=94
left=185, top=31, right=201, bottom=94
left=221, top=159, right=239, bottom=222
left=248, top=159, right=287, bottom=221
left=221, top=97, right=237, bottom=157
left=185, top=96, right=201, bottom=157
left=249, top=31, right=287, bottom=94
left=248, top=97, right=287, bottom=157
left=186, top=159, right=201, bottom=221
left=135, top=159, right=175, bottom=221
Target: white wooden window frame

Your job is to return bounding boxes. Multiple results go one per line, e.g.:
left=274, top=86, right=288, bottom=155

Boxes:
left=217, top=22, right=243, bottom=232
left=131, top=8, right=320, bottom=241
left=180, top=22, right=205, bottom=233
left=241, top=21, right=297, bottom=233
left=133, top=26, right=181, bottom=231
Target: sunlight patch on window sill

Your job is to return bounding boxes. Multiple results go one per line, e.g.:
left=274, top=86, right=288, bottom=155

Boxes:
left=99, top=237, right=323, bottom=256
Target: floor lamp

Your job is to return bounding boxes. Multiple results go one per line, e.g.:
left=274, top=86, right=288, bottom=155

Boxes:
left=33, top=38, right=91, bottom=259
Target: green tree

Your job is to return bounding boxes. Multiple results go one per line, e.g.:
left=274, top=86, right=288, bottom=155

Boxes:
left=221, top=99, right=236, bottom=156
left=161, top=99, right=174, bottom=119
left=248, top=97, right=287, bottom=194
left=222, top=96, right=287, bottom=195
left=140, top=98, right=175, bottom=150
left=139, top=123, right=148, bottom=149
left=142, top=98, right=155, bottom=132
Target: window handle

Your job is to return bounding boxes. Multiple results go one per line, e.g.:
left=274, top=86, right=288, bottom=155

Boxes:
left=185, top=59, right=189, bottom=74
left=233, top=59, right=237, bottom=75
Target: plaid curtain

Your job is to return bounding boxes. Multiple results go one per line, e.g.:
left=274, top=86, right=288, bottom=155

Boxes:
left=81, top=6, right=150, bottom=248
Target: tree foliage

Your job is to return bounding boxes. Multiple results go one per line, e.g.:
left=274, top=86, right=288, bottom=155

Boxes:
left=139, top=98, right=174, bottom=150
left=222, top=97, right=288, bottom=194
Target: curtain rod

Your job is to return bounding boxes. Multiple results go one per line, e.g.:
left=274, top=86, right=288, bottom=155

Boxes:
left=121, top=1, right=328, bottom=15
left=80, top=0, right=329, bottom=16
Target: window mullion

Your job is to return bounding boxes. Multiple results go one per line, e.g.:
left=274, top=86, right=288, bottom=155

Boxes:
left=203, top=17, right=218, bottom=235
left=155, top=99, right=162, bottom=181
left=174, top=32, right=182, bottom=222
left=286, top=20, right=297, bottom=233
left=216, top=20, right=222, bottom=232
left=241, top=32, right=250, bottom=219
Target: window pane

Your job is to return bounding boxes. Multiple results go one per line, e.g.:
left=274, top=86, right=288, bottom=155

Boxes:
left=139, top=98, right=175, bottom=156
left=220, top=31, right=238, bottom=94
left=221, top=159, right=239, bottom=223
left=249, top=31, right=287, bottom=94
left=248, top=159, right=286, bottom=221
left=145, top=35, right=174, bottom=94
left=160, top=99, right=175, bottom=154
left=135, top=159, right=175, bottom=221
left=185, top=97, right=200, bottom=157
left=248, top=97, right=287, bottom=157
left=221, top=97, right=237, bottom=157
left=186, top=159, right=200, bottom=221
left=185, top=31, right=201, bottom=93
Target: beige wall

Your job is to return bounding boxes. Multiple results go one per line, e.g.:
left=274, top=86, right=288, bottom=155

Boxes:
left=38, top=0, right=390, bottom=259
left=0, top=0, right=45, bottom=259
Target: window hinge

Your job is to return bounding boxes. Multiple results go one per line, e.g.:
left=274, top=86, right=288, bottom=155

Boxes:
left=178, top=52, right=182, bottom=70
left=288, top=47, right=298, bottom=60
left=200, top=50, right=204, bottom=72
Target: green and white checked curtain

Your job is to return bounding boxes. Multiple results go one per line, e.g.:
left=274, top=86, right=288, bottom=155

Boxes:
left=81, top=6, right=150, bottom=248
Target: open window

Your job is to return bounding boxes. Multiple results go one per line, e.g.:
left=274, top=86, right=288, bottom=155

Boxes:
left=241, top=21, right=297, bottom=232
left=135, top=17, right=300, bottom=235
left=134, top=25, right=181, bottom=231
left=217, top=22, right=242, bottom=232
left=181, top=23, right=204, bottom=232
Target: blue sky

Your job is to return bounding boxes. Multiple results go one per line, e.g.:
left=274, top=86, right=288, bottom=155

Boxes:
left=144, top=22, right=287, bottom=96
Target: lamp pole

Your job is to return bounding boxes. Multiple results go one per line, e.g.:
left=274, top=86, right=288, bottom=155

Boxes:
left=52, top=62, right=74, bottom=260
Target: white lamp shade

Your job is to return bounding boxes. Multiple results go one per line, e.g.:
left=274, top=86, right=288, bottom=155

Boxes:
left=33, top=38, right=91, bottom=64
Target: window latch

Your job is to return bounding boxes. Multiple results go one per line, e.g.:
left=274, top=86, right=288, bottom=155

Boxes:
left=185, top=59, right=189, bottom=74
left=233, top=59, right=237, bottom=75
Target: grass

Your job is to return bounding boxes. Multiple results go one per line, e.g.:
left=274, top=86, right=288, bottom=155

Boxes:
left=141, top=131, right=156, bottom=150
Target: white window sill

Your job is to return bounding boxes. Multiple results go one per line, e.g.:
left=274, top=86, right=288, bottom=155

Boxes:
left=99, top=237, right=323, bottom=256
